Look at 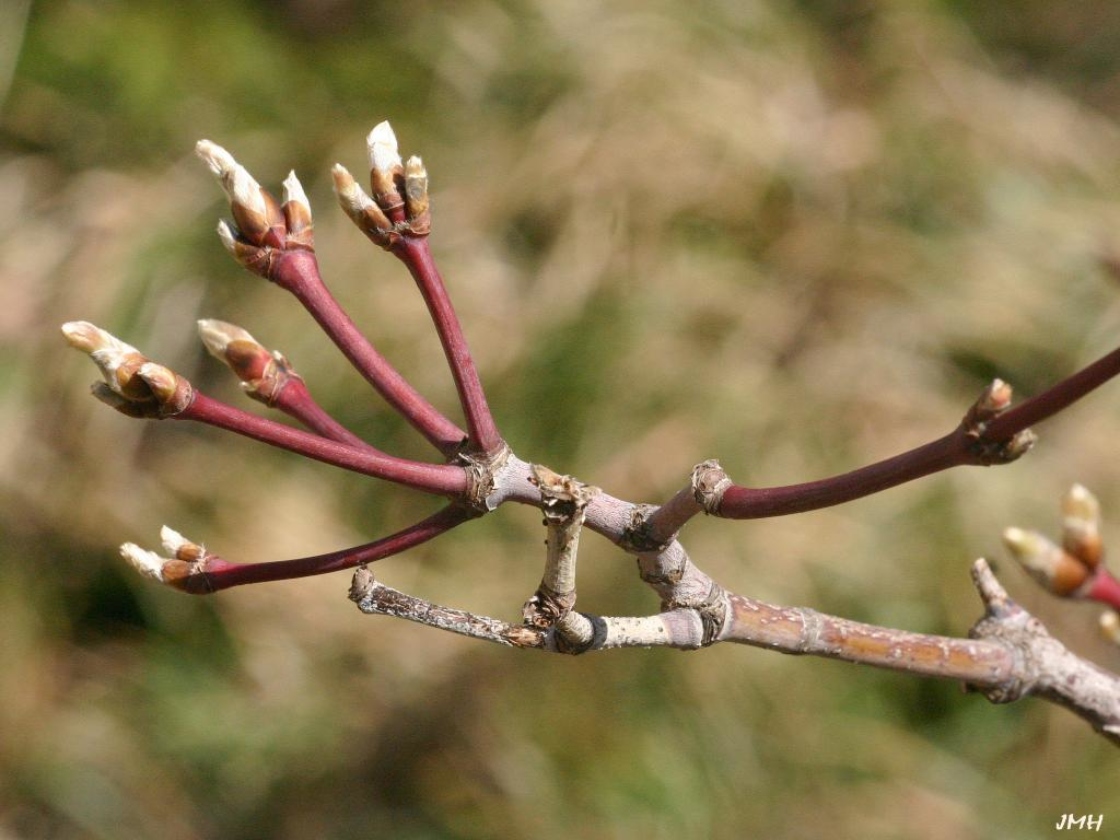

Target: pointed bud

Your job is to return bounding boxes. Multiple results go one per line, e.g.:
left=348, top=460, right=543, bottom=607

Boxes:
left=367, top=121, right=404, bottom=210
left=196, top=140, right=285, bottom=247
left=121, top=543, right=168, bottom=582
left=197, top=318, right=293, bottom=403
left=197, top=318, right=256, bottom=358
left=1003, top=527, right=1090, bottom=596
left=281, top=170, right=314, bottom=245
left=121, top=527, right=211, bottom=592
left=160, top=525, right=206, bottom=563
left=1002, top=429, right=1037, bottom=461
left=332, top=163, right=394, bottom=248
left=403, top=155, right=431, bottom=235
left=367, top=121, right=403, bottom=175
left=964, top=379, right=1013, bottom=432
left=976, top=379, right=1013, bottom=418
left=62, top=321, right=149, bottom=400
left=1061, top=484, right=1103, bottom=568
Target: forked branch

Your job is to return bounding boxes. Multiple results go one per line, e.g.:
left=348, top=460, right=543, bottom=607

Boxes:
left=64, top=123, right=1120, bottom=746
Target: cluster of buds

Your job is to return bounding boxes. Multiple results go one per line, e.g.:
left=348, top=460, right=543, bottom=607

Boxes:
left=61, top=321, right=193, bottom=418
left=195, top=140, right=314, bottom=278
left=332, top=120, right=431, bottom=248
left=1002, top=485, right=1120, bottom=637
left=120, top=526, right=216, bottom=594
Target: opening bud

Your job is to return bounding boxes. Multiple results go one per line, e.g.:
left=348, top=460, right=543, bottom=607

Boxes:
left=367, top=120, right=404, bottom=210
left=120, top=527, right=212, bottom=592
left=196, top=140, right=285, bottom=248
left=282, top=170, right=314, bottom=245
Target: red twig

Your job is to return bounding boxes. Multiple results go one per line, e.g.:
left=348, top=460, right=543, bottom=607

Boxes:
left=984, top=344, right=1120, bottom=439
left=717, top=430, right=967, bottom=518
left=270, top=250, right=467, bottom=456
left=717, top=345, right=1120, bottom=519
left=181, top=393, right=467, bottom=496
left=1088, top=570, right=1120, bottom=611
left=394, top=237, right=503, bottom=455
left=270, top=376, right=369, bottom=449
left=191, top=505, right=471, bottom=592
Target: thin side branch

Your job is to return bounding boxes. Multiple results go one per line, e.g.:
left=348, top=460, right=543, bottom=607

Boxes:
left=711, top=378, right=1043, bottom=519
left=270, top=251, right=467, bottom=456
left=395, top=236, right=503, bottom=455
left=182, top=393, right=467, bottom=496
left=124, top=506, right=471, bottom=593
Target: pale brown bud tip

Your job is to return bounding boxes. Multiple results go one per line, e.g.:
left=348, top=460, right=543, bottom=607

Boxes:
left=216, top=219, right=239, bottom=253
left=1100, top=610, right=1120, bottom=646
left=978, top=379, right=1013, bottom=416
left=62, top=320, right=139, bottom=359
left=282, top=171, right=310, bottom=212
left=196, top=139, right=285, bottom=248
left=196, top=140, right=267, bottom=217
left=161, top=525, right=203, bottom=560
left=121, top=527, right=209, bottom=591
left=367, top=121, right=402, bottom=174
left=62, top=321, right=147, bottom=397
left=403, top=155, right=430, bottom=233
left=1061, top=483, right=1103, bottom=568
left=121, top=542, right=167, bottom=582
left=197, top=318, right=258, bottom=358
left=1003, top=526, right=1089, bottom=596
left=1062, top=483, right=1101, bottom=523
left=281, top=171, right=314, bottom=241
left=332, top=163, right=393, bottom=245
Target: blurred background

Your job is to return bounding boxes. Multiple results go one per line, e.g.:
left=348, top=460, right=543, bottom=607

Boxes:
left=3, top=0, right=1120, bottom=837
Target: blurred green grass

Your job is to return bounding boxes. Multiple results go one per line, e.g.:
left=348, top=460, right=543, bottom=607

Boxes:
left=4, top=1, right=1120, bottom=837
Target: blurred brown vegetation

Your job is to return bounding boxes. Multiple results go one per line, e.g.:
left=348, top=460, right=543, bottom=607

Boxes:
left=3, top=0, right=1120, bottom=837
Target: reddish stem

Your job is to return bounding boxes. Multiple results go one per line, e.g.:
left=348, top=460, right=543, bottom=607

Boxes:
left=270, top=250, right=467, bottom=456
left=984, top=344, right=1120, bottom=439
left=197, top=505, right=471, bottom=591
left=718, top=430, right=967, bottom=518
left=1088, top=569, right=1120, bottom=611
left=272, top=377, right=369, bottom=449
left=719, top=343, right=1120, bottom=520
left=181, top=393, right=467, bottom=496
left=395, top=237, right=503, bottom=455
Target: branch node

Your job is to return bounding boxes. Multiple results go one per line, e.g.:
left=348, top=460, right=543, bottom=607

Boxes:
left=618, top=504, right=667, bottom=554
left=459, top=442, right=512, bottom=512
left=968, top=559, right=1036, bottom=702
left=692, top=459, right=732, bottom=514
left=962, top=380, right=1037, bottom=464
